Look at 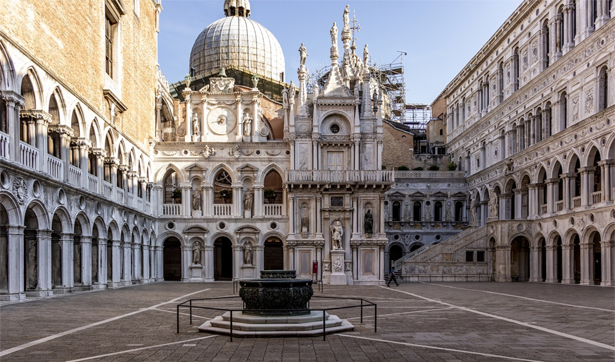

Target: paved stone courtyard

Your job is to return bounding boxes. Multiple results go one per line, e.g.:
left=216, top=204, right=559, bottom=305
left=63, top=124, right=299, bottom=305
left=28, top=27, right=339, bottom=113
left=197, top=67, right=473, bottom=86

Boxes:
left=0, top=282, right=613, bottom=361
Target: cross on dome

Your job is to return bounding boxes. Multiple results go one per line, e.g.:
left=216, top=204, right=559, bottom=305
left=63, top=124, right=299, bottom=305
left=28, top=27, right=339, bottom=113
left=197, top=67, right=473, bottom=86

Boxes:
left=224, top=0, right=251, bottom=17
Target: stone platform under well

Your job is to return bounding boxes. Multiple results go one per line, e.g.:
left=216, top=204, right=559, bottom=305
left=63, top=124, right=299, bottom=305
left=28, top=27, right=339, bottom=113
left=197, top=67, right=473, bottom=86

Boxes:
left=198, top=311, right=354, bottom=337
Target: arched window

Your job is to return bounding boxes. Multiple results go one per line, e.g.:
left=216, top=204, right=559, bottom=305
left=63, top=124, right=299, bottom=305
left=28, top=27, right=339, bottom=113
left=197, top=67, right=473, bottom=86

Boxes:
left=263, top=170, right=283, bottom=204
left=0, top=97, right=6, bottom=134
left=513, top=47, right=520, bottom=91
left=542, top=20, right=550, bottom=69
left=556, top=7, right=564, bottom=55
left=454, top=201, right=463, bottom=222
left=434, top=201, right=442, bottom=222
left=163, top=169, right=181, bottom=204
left=559, top=92, right=568, bottom=131
left=214, top=170, right=233, bottom=204
left=392, top=201, right=401, bottom=221
left=598, top=66, right=608, bottom=112
left=413, top=202, right=421, bottom=222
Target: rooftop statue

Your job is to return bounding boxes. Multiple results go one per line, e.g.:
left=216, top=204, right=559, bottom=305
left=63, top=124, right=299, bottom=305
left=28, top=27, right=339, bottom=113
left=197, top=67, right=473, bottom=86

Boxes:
left=299, top=43, right=308, bottom=66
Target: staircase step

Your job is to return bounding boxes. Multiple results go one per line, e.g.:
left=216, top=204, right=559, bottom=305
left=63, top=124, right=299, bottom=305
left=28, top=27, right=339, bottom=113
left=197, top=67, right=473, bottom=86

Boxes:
left=208, top=315, right=344, bottom=332
left=199, top=318, right=355, bottom=337
left=219, top=311, right=330, bottom=324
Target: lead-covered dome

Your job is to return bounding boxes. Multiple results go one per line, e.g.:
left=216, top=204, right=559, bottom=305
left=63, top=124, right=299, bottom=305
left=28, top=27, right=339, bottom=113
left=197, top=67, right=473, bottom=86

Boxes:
left=189, top=1, right=285, bottom=82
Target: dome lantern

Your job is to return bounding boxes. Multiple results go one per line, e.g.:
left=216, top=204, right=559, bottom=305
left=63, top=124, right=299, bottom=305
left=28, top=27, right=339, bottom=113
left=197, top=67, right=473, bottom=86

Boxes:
left=224, top=0, right=251, bottom=17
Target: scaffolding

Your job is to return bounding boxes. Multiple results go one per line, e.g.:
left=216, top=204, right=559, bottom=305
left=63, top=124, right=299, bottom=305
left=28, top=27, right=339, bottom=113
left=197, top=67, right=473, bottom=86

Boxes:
left=404, top=103, right=431, bottom=130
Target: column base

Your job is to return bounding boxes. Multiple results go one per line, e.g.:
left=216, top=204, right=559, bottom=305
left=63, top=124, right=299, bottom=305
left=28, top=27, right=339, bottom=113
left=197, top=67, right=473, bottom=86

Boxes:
left=25, top=289, right=53, bottom=297
left=91, top=283, right=107, bottom=290
left=600, top=281, right=615, bottom=286
left=562, top=278, right=575, bottom=284
left=0, top=292, right=26, bottom=301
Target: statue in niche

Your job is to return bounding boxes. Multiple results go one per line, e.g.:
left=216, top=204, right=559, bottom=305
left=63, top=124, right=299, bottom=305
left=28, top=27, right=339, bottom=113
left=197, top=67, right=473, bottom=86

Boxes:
left=243, top=112, right=252, bottom=136
left=244, top=187, right=254, bottom=212
left=192, top=242, right=201, bottom=265
left=331, top=220, right=344, bottom=250
left=470, top=193, right=478, bottom=225
left=425, top=202, right=432, bottom=222
left=301, top=204, right=309, bottom=235
left=489, top=193, right=499, bottom=219
left=299, top=43, right=308, bottom=66
left=330, top=22, right=338, bottom=46
left=445, top=202, right=452, bottom=221
left=192, top=113, right=200, bottom=136
left=404, top=202, right=411, bottom=222
left=192, top=188, right=201, bottom=210
left=243, top=242, right=253, bottom=265
left=364, top=209, right=373, bottom=235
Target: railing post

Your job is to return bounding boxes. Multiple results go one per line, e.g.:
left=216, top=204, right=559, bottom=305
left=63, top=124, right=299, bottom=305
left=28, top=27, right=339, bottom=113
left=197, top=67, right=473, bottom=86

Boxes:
left=360, top=299, right=363, bottom=323
left=190, top=300, right=193, bottom=325
left=230, top=310, right=233, bottom=342
left=176, top=305, right=179, bottom=333
left=323, top=310, right=326, bottom=341
left=374, top=304, right=377, bottom=332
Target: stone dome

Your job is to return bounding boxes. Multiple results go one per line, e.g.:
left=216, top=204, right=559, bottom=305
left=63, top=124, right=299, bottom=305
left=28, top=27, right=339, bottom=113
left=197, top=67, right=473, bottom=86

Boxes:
left=189, top=2, right=285, bottom=82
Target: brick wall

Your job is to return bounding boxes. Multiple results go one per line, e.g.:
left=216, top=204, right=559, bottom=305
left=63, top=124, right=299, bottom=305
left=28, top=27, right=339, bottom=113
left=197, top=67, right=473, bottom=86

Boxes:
left=382, top=122, right=413, bottom=170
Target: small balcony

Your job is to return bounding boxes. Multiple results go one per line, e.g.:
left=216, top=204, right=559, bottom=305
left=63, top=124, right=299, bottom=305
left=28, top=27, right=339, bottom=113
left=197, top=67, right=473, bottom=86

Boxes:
left=572, top=196, right=581, bottom=208
left=286, top=170, right=394, bottom=185
left=590, top=191, right=602, bottom=205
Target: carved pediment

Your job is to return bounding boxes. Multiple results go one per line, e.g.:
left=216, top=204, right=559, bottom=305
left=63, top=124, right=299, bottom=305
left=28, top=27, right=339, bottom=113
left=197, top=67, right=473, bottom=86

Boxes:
left=209, top=77, right=235, bottom=93
left=451, top=192, right=467, bottom=198
left=432, top=192, right=448, bottom=198
left=237, top=164, right=259, bottom=175
left=235, top=225, right=260, bottom=235
left=388, top=191, right=406, bottom=199
left=185, top=164, right=207, bottom=173
left=183, top=226, right=208, bottom=234
left=409, top=191, right=426, bottom=198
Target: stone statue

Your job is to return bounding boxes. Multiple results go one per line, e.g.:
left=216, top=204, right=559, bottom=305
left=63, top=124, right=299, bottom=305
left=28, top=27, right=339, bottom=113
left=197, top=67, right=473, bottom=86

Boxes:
left=282, top=87, right=289, bottom=106
left=364, top=209, right=373, bottom=234
left=330, top=22, right=338, bottom=46
left=299, top=43, right=308, bottom=66
left=313, top=82, right=319, bottom=98
left=331, top=220, right=344, bottom=250
left=192, top=188, right=201, bottom=210
left=470, top=193, right=478, bottom=225
left=243, top=113, right=252, bottom=136
left=343, top=5, right=350, bottom=29
left=445, top=203, right=452, bottom=221
left=425, top=202, right=432, bottom=222
left=363, top=44, right=369, bottom=65
left=289, top=81, right=296, bottom=103
left=192, top=113, right=200, bottom=136
left=192, top=242, right=201, bottom=265
left=333, top=258, right=342, bottom=272
left=243, top=242, right=253, bottom=265
left=244, top=188, right=254, bottom=212
left=489, top=193, right=499, bottom=219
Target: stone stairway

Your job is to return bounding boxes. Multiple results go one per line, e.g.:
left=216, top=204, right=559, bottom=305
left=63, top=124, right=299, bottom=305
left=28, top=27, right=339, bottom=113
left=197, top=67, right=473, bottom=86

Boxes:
left=199, top=311, right=354, bottom=337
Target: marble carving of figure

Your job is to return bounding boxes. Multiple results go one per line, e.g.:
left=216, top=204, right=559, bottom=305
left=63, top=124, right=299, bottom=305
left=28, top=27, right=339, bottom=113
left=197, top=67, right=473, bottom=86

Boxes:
left=192, top=242, right=201, bottom=265
left=299, top=43, right=308, bottom=66
left=489, top=193, right=499, bottom=219
left=343, top=5, right=350, bottom=28
left=192, top=113, right=200, bottom=136
left=333, top=258, right=342, bottom=272
left=289, top=81, right=296, bottom=102
left=330, top=22, right=338, bottom=45
left=301, top=204, right=309, bottom=233
left=244, top=188, right=254, bottom=212
left=364, top=209, right=373, bottom=234
left=243, top=112, right=252, bottom=136
left=470, top=194, right=478, bottom=225
left=363, top=44, right=369, bottom=65
left=192, top=188, right=201, bottom=210
left=282, top=87, right=289, bottom=106
left=243, top=243, right=253, bottom=265
left=331, top=220, right=344, bottom=250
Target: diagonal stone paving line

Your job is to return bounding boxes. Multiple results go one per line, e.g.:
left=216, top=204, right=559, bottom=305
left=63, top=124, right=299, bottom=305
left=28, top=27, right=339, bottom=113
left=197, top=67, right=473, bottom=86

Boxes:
left=63, top=335, right=218, bottom=362
left=0, top=288, right=211, bottom=358
left=151, top=307, right=212, bottom=321
left=383, top=286, right=615, bottom=352
left=338, top=334, right=546, bottom=362
left=345, top=307, right=453, bottom=321
left=422, top=283, right=615, bottom=312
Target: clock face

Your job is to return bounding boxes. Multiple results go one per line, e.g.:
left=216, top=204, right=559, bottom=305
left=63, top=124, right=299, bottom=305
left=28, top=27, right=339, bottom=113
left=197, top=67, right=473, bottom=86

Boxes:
left=207, top=107, right=236, bottom=135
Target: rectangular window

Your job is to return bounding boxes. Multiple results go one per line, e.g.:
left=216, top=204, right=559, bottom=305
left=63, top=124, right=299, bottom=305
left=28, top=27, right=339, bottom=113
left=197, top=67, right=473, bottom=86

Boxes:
left=465, top=251, right=474, bottom=262
left=105, top=15, right=114, bottom=77
left=477, top=251, right=485, bottom=262
left=331, top=196, right=343, bottom=207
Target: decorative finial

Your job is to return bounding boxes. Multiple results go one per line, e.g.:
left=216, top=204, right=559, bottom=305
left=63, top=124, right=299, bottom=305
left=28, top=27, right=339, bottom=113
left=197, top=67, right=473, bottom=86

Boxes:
left=224, top=0, right=251, bottom=17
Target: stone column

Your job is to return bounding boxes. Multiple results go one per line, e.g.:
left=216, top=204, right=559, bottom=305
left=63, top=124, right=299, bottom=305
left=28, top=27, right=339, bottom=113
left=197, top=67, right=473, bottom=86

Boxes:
left=545, top=245, right=556, bottom=283
left=601, top=240, right=614, bottom=286
left=143, top=244, right=150, bottom=282
left=98, top=237, right=107, bottom=286
left=35, top=116, right=50, bottom=172
left=579, top=167, right=592, bottom=207
left=253, top=185, right=264, bottom=218
left=7, top=226, right=25, bottom=298
left=81, top=235, right=92, bottom=286
left=316, top=196, right=323, bottom=236
left=289, top=195, right=295, bottom=236
left=561, top=173, right=573, bottom=210
left=111, top=239, right=121, bottom=287
left=232, top=184, right=243, bottom=217
left=156, top=245, right=164, bottom=282
left=78, top=139, right=91, bottom=188
left=598, top=160, right=611, bottom=203
left=530, top=245, right=540, bottom=282
left=546, top=178, right=557, bottom=214
left=5, top=94, right=24, bottom=163
left=132, top=242, right=140, bottom=282
left=204, top=245, right=214, bottom=282
left=596, top=0, right=609, bottom=28
left=584, top=0, right=595, bottom=38
left=38, top=230, right=53, bottom=294
left=580, top=242, right=592, bottom=285
left=562, top=244, right=574, bottom=284
left=60, top=233, right=74, bottom=289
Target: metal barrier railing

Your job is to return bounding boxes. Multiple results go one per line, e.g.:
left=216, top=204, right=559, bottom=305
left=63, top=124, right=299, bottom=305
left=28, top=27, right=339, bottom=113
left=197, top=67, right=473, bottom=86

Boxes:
left=176, top=295, right=377, bottom=341
left=400, top=273, right=492, bottom=282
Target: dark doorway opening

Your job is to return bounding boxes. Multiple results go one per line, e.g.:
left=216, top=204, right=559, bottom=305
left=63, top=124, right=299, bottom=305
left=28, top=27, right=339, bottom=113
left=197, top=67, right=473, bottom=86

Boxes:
left=163, top=238, right=181, bottom=281
left=214, top=237, right=233, bottom=280
left=264, top=238, right=284, bottom=270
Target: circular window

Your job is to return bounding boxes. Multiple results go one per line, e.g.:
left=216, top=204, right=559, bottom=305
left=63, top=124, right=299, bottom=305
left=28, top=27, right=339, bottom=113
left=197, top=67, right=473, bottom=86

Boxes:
left=414, top=235, right=420, bottom=241
left=435, top=235, right=441, bottom=241
left=0, top=171, right=9, bottom=189
left=270, top=222, right=278, bottom=230
left=394, top=235, right=400, bottom=240
left=330, top=124, right=340, bottom=134
left=426, top=201, right=431, bottom=206
left=218, top=221, right=226, bottom=230
left=96, top=202, right=103, bottom=215
left=589, top=213, right=594, bottom=223
left=32, top=180, right=41, bottom=197
left=57, top=189, right=66, bottom=205
left=256, top=150, right=261, bottom=155
left=78, top=196, right=86, bottom=210
left=569, top=217, right=575, bottom=225
left=167, top=222, right=175, bottom=230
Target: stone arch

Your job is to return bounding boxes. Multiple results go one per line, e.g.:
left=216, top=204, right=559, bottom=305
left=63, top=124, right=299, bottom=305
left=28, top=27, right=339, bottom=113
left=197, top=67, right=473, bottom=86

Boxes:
left=70, top=103, right=86, bottom=138
left=50, top=206, right=72, bottom=234
left=156, top=230, right=186, bottom=247
left=93, top=216, right=107, bottom=239
left=259, top=231, right=286, bottom=247
left=0, top=192, right=22, bottom=225
left=408, top=241, right=424, bottom=252
left=0, top=40, right=16, bottom=91
left=20, top=67, right=43, bottom=110
left=510, top=235, right=531, bottom=281
left=48, top=87, right=67, bottom=126
left=207, top=163, right=236, bottom=184
left=88, top=118, right=102, bottom=148
left=103, top=129, right=115, bottom=158
left=583, top=143, right=602, bottom=167
left=319, top=111, right=352, bottom=136
left=258, top=163, right=286, bottom=184
left=74, top=212, right=91, bottom=237
left=24, top=200, right=50, bottom=230
left=155, top=163, right=185, bottom=184
left=208, top=231, right=236, bottom=247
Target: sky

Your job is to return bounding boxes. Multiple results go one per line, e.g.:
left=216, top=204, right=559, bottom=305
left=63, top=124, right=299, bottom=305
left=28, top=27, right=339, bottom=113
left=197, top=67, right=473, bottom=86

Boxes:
left=158, top=0, right=523, bottom=105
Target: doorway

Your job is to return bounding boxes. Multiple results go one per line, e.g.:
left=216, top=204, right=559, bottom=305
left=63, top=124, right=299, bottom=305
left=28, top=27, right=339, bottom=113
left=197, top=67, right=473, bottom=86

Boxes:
left=163, top=238, right=181, bottom=281
left=214, top=237, right=233, bottom=280
left=264, top=238, right=284, bottom=270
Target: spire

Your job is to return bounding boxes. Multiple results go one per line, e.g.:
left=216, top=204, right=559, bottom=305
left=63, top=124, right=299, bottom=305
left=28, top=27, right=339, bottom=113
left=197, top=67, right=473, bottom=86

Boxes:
left=224, top=0, right=251, bottom=17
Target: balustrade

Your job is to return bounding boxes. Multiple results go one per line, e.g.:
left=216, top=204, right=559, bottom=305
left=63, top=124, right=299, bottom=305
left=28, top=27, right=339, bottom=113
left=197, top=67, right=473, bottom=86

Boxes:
left=573, top=196, right=581, bottom=208
left=88, top=174, right=98, bottom=193
left=116, top=188, right=125, bottom=202
left=214, top=204, right=232, bottom=217
left=556, top=200, right=564, bottom=212
left=68, top=165, right=82, bottom=186
left=19, top=141, right=38, bottom=170
left=287, top=170, right=395, bottom=183
left=540, top=204, right=547, bottom=214
left=0, top=131, right=9, bottom=159
left=163, top=204, right=181, bottom=216
left=47, top=155, right=63, bottom=180
left=102, top=181, right=113, bottom=198
left=264, top=204, right=283, bottom=216
left=590, top=191, right=602, bottom=205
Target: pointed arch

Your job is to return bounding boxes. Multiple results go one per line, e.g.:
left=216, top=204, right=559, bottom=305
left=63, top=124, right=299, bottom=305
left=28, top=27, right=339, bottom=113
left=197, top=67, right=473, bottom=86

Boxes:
left=0, top=40, right=16, bottom=91
left=88, top=118, right=102, bottom=148
left=48, top=87, right=67, bottom=126
left=207, top=163, right=236, bottom=184
left=70, top=103, right=86, bottom=138
left=20, top=68, right=43, bottom=110
left=155, top=163, right=185, bottom=184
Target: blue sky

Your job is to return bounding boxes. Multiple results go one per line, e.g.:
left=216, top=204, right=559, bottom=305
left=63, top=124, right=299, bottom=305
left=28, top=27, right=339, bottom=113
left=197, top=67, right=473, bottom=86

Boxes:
left=158, top=0, right=523, bottom=105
